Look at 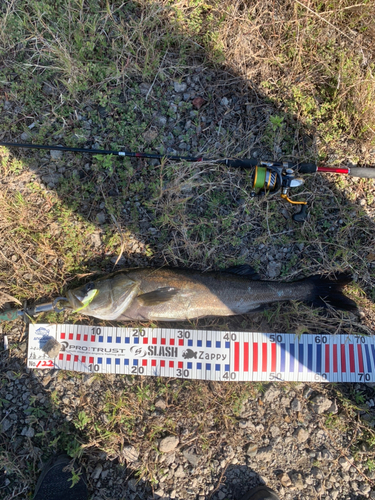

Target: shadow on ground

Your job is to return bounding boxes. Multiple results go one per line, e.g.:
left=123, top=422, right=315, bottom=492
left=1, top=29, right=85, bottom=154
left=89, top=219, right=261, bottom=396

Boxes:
left=0, top=0, right=375, bottom=499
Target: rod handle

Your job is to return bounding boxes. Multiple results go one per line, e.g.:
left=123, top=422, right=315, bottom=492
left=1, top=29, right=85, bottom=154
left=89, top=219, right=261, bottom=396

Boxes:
left=349, top=167, right=375, bottom=179
left=0, top=310, right=20, bottom=322
left=295, top=163, right=317, bottom=174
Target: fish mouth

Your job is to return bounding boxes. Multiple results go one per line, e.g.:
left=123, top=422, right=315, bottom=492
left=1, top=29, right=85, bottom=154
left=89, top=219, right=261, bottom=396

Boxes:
left=66, top=290, right=84, bottom=311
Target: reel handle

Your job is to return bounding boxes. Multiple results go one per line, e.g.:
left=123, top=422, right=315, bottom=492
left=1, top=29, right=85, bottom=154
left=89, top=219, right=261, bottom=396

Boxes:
left=292, top=204, right=308, bottom=222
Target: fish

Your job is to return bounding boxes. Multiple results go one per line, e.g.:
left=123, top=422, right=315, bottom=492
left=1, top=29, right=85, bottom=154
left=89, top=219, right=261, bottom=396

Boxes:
left=65, top=265, right=357, bottom=322
left=182, top=349, right=198, bottom=359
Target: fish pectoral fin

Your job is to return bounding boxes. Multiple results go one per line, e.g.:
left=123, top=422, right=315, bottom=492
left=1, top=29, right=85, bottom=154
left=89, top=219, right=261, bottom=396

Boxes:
left=137, top=287, right=180, bottom=306
left=223, top=264, right=260, bottom=280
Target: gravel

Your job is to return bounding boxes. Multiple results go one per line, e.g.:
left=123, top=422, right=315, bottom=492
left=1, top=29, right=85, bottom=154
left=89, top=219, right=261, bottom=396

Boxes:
left=159, top=436, right=180, bottom=453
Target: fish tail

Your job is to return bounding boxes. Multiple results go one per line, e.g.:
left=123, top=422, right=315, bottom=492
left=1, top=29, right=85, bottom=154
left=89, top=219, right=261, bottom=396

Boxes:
left=303, top=272, right=357, bottom=312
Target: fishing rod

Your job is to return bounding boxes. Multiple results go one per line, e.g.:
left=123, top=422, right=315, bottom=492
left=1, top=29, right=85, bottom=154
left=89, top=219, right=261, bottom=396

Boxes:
left=1, top=141, right=375, bottom=221
left=0, top=298, right=69, bottom=323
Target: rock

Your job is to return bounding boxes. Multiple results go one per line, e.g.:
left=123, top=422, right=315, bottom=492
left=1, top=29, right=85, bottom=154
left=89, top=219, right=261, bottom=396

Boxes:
left=159, top=435, right=179, bottom=453
left=96, top=212, right=106, bottom=224
left=257, top=446, right=273, bottom=461
left=338, top=457, right=351, bottom=471
left=50, top=148, right=63, bottom=160
left=41, top=174, right=62, bottom=185
left=183, top=448, right=200, bottom=467
left=174, top=81, right=187, bottom=93
left=278, top=472, right=292, bottom=487
left=92, top=464, right=103, bottom=479
left=21, top=426, right=35, bottom=438
left=42, top=337, right=61, bottom=358
left=174, top=465, right=186, bottom=478
left=311, top=395, right=333, bottom=414
left=90, top=232, right=102, bottom=248
left=21, top=132, right=31, bottom=141
left=192, top=97, right=206, bottom=109
left=220, top=97, right=229, bottom=106
left=291, top=472, right=304, bottom=490
left=270, top=425, right=281, bottom=438
left=128, top=478, right=137, bottom=492
left=218, top=491, right=226, bottom=500
left=155, top=115, right=167, bottom=127
left=139, top=82, right=151, bottom=95
left=295, top=428, right=309, bottom=443
left=122, top=446, right=139, bottom=463
left=263, top=387, right=281, bottom=403
left=267, top=261, right=282, bottom=278
left=290, top=398, right=301, bottom=411
left=328, top=400, right=338, bottom=414
left=143, top=129, right=158, bottom=142
left=246, top=444, right=258, bottom=457
left=1, top=419, right=12, bottom=432
left=303, top=387, right=314, bottom=399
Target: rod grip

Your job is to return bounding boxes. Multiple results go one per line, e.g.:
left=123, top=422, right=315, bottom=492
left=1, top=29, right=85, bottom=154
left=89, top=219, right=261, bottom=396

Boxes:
left=0, top=310, right=20, bottom=322
left=225, top=158, right=259, bottom=168
left=349, top=167, right=375, bottom=179
left=295, top=163, right=317, bottom=174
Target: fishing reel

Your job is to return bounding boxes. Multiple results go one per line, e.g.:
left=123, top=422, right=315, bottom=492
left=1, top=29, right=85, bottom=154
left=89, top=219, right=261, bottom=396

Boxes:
left=251, top=162, right=308, bottom=222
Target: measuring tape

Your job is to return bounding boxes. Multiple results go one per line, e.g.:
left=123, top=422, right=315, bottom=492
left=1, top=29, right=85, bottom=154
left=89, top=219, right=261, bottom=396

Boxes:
left=27, top=324, right=375, bottom=383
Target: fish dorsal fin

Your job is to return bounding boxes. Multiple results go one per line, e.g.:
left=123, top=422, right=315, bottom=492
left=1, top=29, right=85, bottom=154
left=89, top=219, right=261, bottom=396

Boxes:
left=223, top=264, right=260, bottom=280
left=137, top=287, right=180, bottom=306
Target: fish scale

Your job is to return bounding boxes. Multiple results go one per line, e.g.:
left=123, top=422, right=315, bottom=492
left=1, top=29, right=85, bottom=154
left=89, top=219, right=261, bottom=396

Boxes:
left=27, top=324, right=375, bottom=383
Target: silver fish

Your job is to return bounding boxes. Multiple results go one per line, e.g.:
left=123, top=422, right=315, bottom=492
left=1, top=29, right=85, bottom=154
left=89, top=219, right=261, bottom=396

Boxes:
left=66, top=265, right=357, bottom=321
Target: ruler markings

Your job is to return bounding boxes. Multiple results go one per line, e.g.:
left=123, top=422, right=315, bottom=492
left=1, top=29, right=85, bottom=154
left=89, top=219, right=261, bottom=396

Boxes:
left=27, top=325, right=375, bottom=382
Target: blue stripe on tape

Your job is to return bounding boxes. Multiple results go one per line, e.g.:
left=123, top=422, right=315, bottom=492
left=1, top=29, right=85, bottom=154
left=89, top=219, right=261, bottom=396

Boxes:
left=215, top=364, right=220, bottom=371
left=115, top=359, right=120, bottom=365
left=133, top=359, right=138, bottom=366
left=108, top=337, right=112, bottom=343
left=124, top=359, right=129, bottom=365
left=187, top=362, right=192, bottom=369
left=107, top=358, right=111, bottom=364
left=97, top=357, right=102, bottom=364
left=197, top=363, right=202, bottom=369
left=125, top=337, right=130, bottom=344
left=133, top=337, right=139, bottom=344
left=280, top=344, right=285, bottom=372
left=365, top=345, right=372, bottom=372
left=308, top=344, right=313, bottom=372
left=289, top=344, right=295, bottom=372
left=116, top=337, right=121, bottom=343
left=99, top=336, right=103, bottom=343
left=188, top=340, right=193, bottom=347
left=225, top=364, right=230, bottom=371
left=206, top=363, right=211, bottom=370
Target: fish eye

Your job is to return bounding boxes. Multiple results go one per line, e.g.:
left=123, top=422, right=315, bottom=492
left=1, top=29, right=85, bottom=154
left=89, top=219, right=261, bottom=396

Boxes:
left=84, top=282, right=95, bottom=292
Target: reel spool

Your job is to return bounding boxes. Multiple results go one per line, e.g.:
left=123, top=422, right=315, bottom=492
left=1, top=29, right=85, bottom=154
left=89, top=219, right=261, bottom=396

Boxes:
left=253, top=166, right=278, bottom=192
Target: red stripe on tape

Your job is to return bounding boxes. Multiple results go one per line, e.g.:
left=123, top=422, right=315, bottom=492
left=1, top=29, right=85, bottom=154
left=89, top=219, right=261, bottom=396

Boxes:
left=178, top=361, right=183, bottom=368
left=89, top=356, right=94, bottom=364
left=244, top=342, right=249, bottom=372
left=234, top=342, right=240, bottom=371
left=357, top=344, right=364, bottom=373
left=262, top=343, right=267, bottom=372
left=60, top=332, right=65, bottom=339
left=333, top=344, right=338, bottom=373
left=271, top=343, right=276, bottom=372
left=349, top=344, right=355, bottom=372
left=253, top=343, right=258, bottom=372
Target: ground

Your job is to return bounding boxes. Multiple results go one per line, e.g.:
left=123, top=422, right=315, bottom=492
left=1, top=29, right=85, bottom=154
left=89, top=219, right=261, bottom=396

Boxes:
left=0, top=0, right=375, bottom=499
